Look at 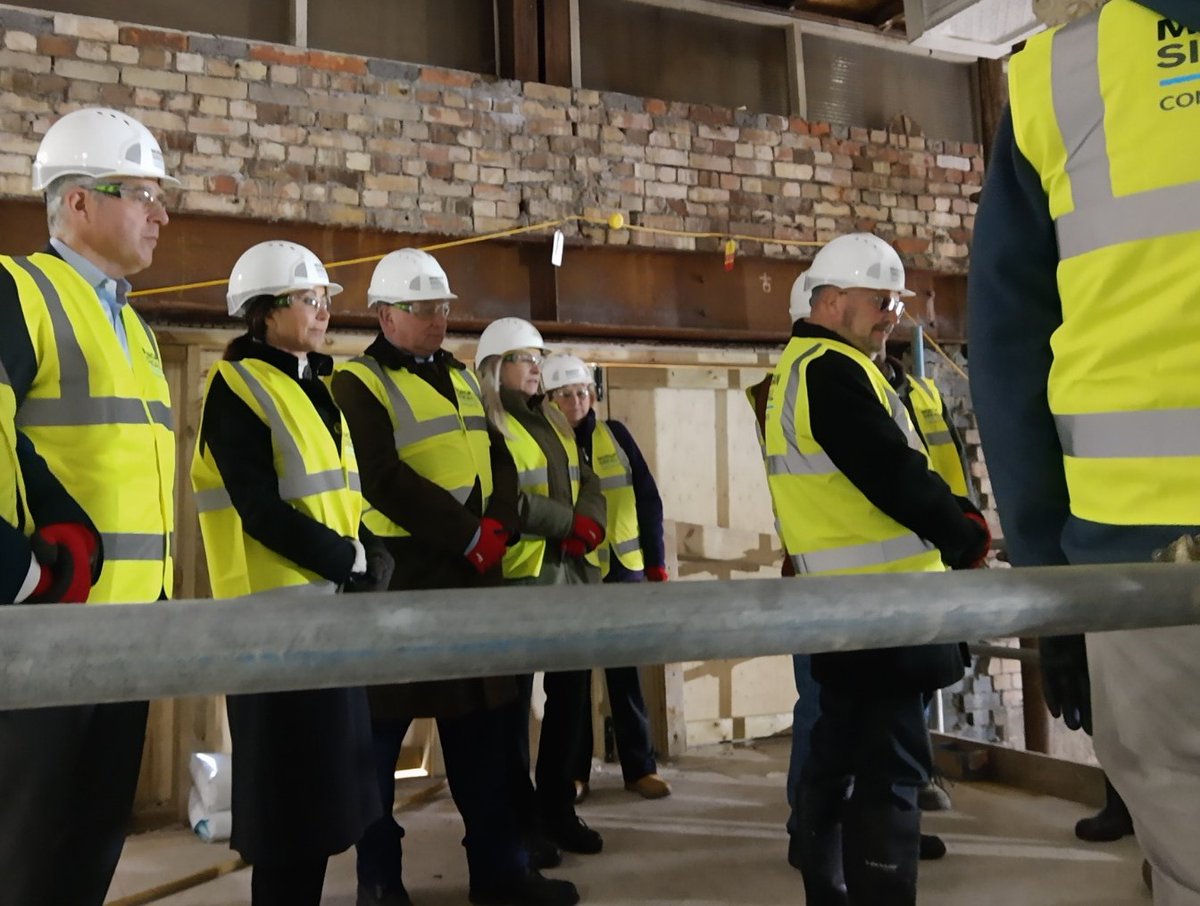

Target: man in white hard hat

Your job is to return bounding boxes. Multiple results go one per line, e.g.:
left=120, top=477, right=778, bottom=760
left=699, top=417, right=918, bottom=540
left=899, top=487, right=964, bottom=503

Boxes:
left=333, top=250, right=578, bottom=906
left=762, top=233, right=989, bottom=906
left=0, top=107, right=178, bottom=905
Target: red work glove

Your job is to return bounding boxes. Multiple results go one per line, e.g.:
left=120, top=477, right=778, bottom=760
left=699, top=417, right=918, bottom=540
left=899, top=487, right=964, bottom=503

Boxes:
left=465, top=517, right=508, bottom=575
left=644, top=565, right=669, bottom=582
left=962, top=512, right=991, bottom=569
left=29, top=523, right=98, bottom=603
left=569, top=514, right=605, bottom=553
left=560, top=537, right=588, bottom=558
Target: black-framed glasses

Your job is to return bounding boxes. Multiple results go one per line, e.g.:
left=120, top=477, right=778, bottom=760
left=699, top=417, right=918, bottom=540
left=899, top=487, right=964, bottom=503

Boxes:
left=275, top=290, right=331, bottom=312
left=90, top=182, right=170, bottom=216
left=392, top=300, right=451, bottom=319
left=843, top=289, right=905, bottom=318
left=503, top=352, right=543, bottom=367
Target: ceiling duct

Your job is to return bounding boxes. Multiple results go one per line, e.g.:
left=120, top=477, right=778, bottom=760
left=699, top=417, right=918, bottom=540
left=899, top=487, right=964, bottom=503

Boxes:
left=903, top=0, right=1045, bottom=58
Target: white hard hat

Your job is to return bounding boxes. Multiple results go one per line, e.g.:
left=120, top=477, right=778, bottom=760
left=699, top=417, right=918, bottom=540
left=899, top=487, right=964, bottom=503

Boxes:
left=541, top=354, right=593, bottom=392
left=368, top=248, right=457, bottom=308
left=226, top=241, right=343, bottom=317
left=797, top=233, right=914, bottom=310
left=789, top=275, right=812, bottom=322
left=475, top=317, right=547, bottom=364
left=32, top=107, right=179, bottom=192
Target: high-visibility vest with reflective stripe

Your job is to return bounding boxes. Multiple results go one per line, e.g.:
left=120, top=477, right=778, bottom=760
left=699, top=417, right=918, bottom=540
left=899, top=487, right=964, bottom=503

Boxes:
left=0, top=359, right=28, bottom=538
left=336, top=356, right=492, bottom=538
left=906, top=375, right=968, bottom=497
left=585, top=420, right=644, bottom=577
left=191, top=359, right=361, bottom=598
left=0, top=253, right=174, bottom=603
left=764, top=337, right=945, bottom=576
left=502, top=412, right=580, bottom=580
left=1010, top=1, right=1200, bottom=525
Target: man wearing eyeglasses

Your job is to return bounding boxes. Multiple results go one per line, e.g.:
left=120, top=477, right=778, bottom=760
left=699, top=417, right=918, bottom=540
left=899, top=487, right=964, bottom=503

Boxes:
left=333, top=250, right=576, bottom=906
left=0, top=107, right=177, bottom=905
left=762, top=233, right=989, bottom=906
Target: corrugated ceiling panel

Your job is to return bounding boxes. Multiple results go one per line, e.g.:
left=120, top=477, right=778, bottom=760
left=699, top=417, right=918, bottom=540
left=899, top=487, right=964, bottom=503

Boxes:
left=802, top=34, right=979, bottom=142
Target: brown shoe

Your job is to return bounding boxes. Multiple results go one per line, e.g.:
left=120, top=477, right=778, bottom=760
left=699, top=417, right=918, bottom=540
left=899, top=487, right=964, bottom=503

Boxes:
left=625, top=773, right=671, bottom=799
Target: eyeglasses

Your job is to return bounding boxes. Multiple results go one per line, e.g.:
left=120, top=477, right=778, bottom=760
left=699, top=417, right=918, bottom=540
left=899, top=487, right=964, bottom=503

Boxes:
left=392, top=300, right=451, bottom=319
left=503, top=352, right=543, bottom=367
left=90, top=182, right=170, bottom=216
left=275, top=290, right=331, bottom=312
left=843, top=290, right=905, bottom=318
left=551, top=387, right=591, bottom=400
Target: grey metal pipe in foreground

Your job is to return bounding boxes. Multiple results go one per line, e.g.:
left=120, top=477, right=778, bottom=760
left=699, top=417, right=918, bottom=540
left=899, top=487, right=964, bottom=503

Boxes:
left=2, top=562, right=1198, bottom=711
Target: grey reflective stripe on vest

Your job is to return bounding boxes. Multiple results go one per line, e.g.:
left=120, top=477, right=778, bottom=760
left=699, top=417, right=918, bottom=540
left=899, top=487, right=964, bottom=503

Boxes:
left=790, top=532, right=936, bottom=575
left=351, top=356, right=476, bottom=447
left=194, top=486, right=232, bottom=513
left=463, top=415, right=489, bottom=432
left=765, top=450, right=837, bottom=476
left=1051, top=11, right=1200, bottom=258
left=883, top=385, right=926, bottom=455
left=11, top=257, right=173, bottom=430
left=568, top=465, right=581, bottom=483
left=612, top=537, right=641, bottom=556
left=780, top=344, right=822, bottom=464
left=348, top=471, right=361, bottom=492
left=102, top=531, right=168, bottom=561
left=923, top=430, right=953, bottom=446
left=518, top=466, right=548, bottom=489
left=1056, top=409, right=1200, bottom=458
left=231, top=363, right=345, bottom=502
left=445, top=483, right=474, bottom=504
left=598, top=473, right=633, bottom=490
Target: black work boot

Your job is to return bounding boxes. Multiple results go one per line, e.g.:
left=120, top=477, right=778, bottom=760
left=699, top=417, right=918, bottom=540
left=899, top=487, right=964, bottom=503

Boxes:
left=545, top=813, right=602, bottom=854
left=793, top=783, right=850, bottom=905
left=469, top=869, right=580, bottom=906
left=524, top=832, right=563, bottom=870
left=842, top=804, right=920, bottom=906
left=919, top=833, right=946, bottom=860
left=1075, top=776, right=1134, bottom=842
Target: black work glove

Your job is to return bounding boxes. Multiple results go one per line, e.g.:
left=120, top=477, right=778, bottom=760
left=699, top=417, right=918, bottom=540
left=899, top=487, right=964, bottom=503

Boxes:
left=1038, top=634, right=1092, bottom=735
left=345, top=542, right=394, bottom=594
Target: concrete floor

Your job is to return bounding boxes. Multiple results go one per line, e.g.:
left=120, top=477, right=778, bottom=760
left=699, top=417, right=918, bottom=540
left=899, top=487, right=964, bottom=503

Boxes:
left=108, top=736, right=1148, bottom=906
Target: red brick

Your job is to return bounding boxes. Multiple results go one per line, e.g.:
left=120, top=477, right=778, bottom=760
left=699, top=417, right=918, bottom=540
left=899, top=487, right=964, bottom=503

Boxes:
left=894, top=237, right=930, bottom=255
left=690, top=105, right=731, bottom=126
left=789, top=116, right=810, bottom=134
left=118, top=26, right=187, bottom=50
left=644, top=98, right=667, bottom=115
left=250, top=44, right=308, bottom=66
left=810, top=122, right=831, bottom=136
left=37, top=34, right=76, bottom=57
left=419, top=67, right=475, bottom=88
left=307, top=50, right=366, bottom=74
left=211, top=174, right=238, bottom=194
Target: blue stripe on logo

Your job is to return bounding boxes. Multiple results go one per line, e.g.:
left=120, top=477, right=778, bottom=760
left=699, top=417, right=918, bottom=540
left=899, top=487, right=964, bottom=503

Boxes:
left=1160, top=71, right=1200, bottom=87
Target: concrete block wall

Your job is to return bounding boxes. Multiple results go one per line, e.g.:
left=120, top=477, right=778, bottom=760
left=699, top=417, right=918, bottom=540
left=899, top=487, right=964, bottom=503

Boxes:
left=0, top=6, right=984, bottom=268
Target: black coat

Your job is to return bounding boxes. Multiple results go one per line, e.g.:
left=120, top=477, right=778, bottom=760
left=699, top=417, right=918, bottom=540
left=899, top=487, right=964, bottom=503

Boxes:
left=331, top=335, right=520, bottom=720
left=784, top=322, right=985, bottom=693
left=200, top=335, right=380, bottom=862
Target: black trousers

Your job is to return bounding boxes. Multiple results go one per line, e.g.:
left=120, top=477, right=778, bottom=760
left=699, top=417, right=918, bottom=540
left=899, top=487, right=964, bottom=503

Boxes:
left=0, top=700, right=148, bottom=906
left=507, top=670, right=591, bottom=827
left=572, top=666, right=657, bottom=784
left=356, top=708, right=526, bottom=890
left=799, top=685, right=930, bottom=906
left=251, top=857, right=328, bottom=906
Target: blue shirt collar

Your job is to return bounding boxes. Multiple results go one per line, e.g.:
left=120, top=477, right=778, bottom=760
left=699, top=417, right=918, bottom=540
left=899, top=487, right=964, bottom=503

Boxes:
left=49, top=237, right=132, bottom=303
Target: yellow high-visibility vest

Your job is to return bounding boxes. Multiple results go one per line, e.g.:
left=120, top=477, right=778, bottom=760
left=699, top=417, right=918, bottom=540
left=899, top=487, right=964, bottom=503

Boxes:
left=764, top=336, right=945, bottom=576
left=906, top=375, right=969, bottom=496
left=1010, top=0, right=1200, bottom=524
left=191, top=359, right=361, bottom=598
left=0, top=253, right=174, bottom=603
left=336, top=357, right=492, bottom=537
left=502, top=413, right=580, bottom=579
left=585, top=420, right=644, bottom=577
left=0, top=359, right=27, bottom=536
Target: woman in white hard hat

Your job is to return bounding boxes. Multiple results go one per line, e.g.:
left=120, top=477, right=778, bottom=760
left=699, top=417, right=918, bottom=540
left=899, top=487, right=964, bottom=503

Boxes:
left=541, top=353, right=672, bottom=803
left=191, top=240, right=388, bottom=906
left=476, top=318, right=608, bottom=858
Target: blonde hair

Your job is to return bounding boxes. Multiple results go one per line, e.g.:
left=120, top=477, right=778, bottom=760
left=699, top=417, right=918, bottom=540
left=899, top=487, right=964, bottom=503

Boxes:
left=477, top=354, right=575, bottom=441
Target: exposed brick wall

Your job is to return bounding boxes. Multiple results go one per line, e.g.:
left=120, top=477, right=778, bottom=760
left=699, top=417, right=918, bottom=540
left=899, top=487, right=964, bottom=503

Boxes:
left=0, top=7, right=983, bottom=271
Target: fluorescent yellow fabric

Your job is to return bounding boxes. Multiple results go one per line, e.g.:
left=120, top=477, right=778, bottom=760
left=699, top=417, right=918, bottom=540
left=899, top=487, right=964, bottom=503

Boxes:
left=585, top=420, right=644, bottom=577
left=906, top=375, right=968, bottom=496
left=764, top=336, right=944, bottom=576
left=191, top=359, right=360, bottom=598
left=1, top=253, right=174, bottom=603
left=502, top=413, right=579, bottom=580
